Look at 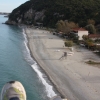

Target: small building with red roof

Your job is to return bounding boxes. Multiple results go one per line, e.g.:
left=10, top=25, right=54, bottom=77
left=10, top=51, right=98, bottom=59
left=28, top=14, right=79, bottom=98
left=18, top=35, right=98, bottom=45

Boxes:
left=72, top=28, right=89, bottom=40
left=88, top=34, right=100, bottom=40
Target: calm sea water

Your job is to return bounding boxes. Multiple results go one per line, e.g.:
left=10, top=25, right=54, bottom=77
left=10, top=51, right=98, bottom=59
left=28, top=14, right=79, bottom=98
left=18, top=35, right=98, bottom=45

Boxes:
left=0, top=15, right=57, bottom=100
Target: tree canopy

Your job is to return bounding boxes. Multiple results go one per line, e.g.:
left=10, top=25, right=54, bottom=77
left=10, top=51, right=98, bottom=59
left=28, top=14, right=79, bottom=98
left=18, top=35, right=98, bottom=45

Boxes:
left=9, top=0, right=100, bottom=27
left=85, top=24, right=96, bottom=34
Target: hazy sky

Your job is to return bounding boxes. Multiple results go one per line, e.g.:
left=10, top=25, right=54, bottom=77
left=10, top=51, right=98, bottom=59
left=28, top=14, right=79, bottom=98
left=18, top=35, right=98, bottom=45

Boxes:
left=0, top=0, right=28, bottom=13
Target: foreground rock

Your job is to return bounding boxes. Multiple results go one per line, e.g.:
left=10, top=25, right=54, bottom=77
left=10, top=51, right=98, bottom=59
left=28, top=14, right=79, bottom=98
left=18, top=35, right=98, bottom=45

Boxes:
left=5, top=20, right=17, bottom=25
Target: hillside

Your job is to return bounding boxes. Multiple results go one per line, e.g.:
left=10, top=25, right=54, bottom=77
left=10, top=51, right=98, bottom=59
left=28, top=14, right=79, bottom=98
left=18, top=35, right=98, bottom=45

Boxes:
left=6, top=0, right=100, bottom=27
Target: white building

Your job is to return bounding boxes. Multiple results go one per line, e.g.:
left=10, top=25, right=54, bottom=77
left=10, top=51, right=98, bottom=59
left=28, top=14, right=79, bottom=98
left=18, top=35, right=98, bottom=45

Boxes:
left=72, top=28, right=88, bottom=40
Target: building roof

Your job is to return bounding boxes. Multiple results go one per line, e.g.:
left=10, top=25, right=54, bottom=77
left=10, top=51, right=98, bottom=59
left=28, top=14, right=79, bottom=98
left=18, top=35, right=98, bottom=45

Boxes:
left=88, top=34, right=100, bottom=38
left=72, top=28, right=87, bottom=31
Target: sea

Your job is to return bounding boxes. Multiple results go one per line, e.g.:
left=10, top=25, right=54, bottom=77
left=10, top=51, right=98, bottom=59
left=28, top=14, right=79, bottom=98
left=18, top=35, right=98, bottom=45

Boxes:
left=0, top=15, right=57, bottom=100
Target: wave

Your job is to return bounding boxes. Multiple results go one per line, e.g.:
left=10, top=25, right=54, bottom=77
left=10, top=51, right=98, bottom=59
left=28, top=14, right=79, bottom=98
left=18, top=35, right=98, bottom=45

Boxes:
left=22, top=28, right=57, bottom=98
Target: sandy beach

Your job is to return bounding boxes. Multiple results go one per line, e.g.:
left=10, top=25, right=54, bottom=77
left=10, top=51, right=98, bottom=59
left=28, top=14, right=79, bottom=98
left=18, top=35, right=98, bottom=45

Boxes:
left=25, top=28, right=100, bottom=100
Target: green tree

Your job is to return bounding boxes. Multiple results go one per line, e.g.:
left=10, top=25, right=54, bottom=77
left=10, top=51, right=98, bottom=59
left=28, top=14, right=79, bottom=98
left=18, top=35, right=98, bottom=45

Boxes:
left=87, top=19, right=95, bottom=25
left=8, top=0, right=100, bottom=27
left=56, top=20, right=63, bottom=32
left=85, top=24, right=96, bottom=34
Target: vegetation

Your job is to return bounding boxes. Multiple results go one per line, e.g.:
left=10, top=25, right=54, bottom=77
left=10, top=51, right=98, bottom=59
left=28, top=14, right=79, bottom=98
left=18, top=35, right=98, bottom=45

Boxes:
left=56, top=20, right=71, bottom=34
left=87, top=19, right=95, bottom=25
left=64, top=41, right=73, bottom=47
left=85, top=24, right=96, bottom=34
left=86, top=60, right=100, bottom=65
left=8, top=0, right=100, bottom=28
left=9, top=1, right=31, bottom=23
left=56, top=20, right=78, bottom=34
left=82, top=35, right=88, bottom=40
left=83, top=38, right=96, bottom=50
left=82, top=35, right=100, bottom=52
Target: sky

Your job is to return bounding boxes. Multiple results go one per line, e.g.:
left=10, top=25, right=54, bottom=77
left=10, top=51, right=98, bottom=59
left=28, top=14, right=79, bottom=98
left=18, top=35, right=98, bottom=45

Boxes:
left=0, top=0, right=28, bottom=13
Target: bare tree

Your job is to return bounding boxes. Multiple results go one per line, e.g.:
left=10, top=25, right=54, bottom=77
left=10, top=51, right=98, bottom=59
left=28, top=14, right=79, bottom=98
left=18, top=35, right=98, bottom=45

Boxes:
left=56, top=20, right=78, bottom=34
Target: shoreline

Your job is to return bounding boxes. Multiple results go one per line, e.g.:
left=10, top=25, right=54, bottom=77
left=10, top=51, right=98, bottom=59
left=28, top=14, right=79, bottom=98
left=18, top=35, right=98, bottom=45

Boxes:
left=25, top=28, right=100, bottom=100
left=24, top=28, right=64, bottom=98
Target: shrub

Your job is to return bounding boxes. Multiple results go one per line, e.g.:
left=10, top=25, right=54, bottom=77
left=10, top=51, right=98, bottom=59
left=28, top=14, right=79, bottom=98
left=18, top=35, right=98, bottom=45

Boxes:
left=64, top=41, right=73, bottom=47
left=85, top=39, right=96, bottom=50
left=86, top=60, right=100, bottom=64
left=72, top=37, right=79, bottom=44
left=87, top=19, right=95, bottom=25
left=85, top=40, right=93, bottom=46
left=85, top=24, right=96, bottom=34
left=82, top=35, right=88, bottom=40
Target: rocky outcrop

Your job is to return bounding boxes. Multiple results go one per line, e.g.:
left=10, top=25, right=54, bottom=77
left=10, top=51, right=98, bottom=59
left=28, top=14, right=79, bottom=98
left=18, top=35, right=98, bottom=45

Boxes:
left=34, top=10, right=45, bottom=21
left=5, top=20, right=17, bottom=25
left=5, top=0, right=65, bottom=27
left=6, top=8, right=45, bottom=25
left=24, top=9, right=35, bottom=20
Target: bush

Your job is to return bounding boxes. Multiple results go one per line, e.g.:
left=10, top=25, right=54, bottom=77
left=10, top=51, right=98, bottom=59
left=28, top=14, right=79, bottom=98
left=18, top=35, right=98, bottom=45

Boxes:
left=82, top=35, right=88, bottom=40
left=86, top=60, right=100, bottom=64
left=85, top=24, right=96, bottom=34
left=72, top=37, right=79, bottom=44
left=64, top=41, right=73, bottom=47
left=85, top=39, right=96, bottom=50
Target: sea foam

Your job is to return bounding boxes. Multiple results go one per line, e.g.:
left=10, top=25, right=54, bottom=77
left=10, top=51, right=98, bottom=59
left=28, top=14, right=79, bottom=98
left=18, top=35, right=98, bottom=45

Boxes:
left=22, top=28, right=57, bottom=98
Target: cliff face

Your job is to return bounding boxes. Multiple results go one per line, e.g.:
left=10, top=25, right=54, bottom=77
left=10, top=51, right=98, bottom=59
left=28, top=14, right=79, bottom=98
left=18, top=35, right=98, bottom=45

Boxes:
left=6, top=0, right=62, bottom=27
left=6, top=1, right=45, bottom=25
left=6, top=0, right=100, bottom=27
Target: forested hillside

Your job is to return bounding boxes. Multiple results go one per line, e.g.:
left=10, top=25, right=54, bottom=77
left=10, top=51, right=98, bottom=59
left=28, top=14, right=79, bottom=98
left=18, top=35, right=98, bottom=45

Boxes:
left=6, top=0, right=100, bottom=27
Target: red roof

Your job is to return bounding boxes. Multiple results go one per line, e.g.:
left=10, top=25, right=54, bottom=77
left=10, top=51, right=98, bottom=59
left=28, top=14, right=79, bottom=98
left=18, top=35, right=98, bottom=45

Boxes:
left=88, top=34, right=100, bottom=38
left=72, top=28, right=87, bottom=31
